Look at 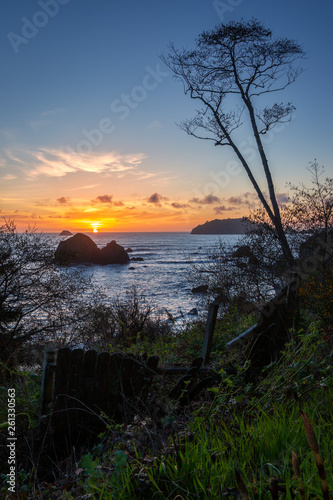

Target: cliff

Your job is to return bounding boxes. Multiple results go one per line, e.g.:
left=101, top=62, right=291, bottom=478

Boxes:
left=191, top=218, right=246, bottom=235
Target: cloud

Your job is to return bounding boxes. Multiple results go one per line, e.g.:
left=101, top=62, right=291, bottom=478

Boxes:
left=277, top=193, right=289, bottom=205
left=190, top=194, right=221, bottom=204
left=96, top=194, right=113, bottom=204
left=226, top=192, right=258, bottom=208
left=227, top=196, right=242, bottom=205
left=171, top=202, right=189, bottom=209
left=57, top=197, right=70, bottom=204
left=133, top=171, right=156, bottom=181
left=214, top=205, right=234, bottom=214
left=68, top=184, right=100, bottom=191
left=5, top=147, right=147, bottom=179
left=93, top=194, right=124, bottom=206
left=41, top=108, right=67, bottom=117
left=35, top=199, right=50, bottom=207
left=29, top=109, right=67, bottom=130
left=29, top=120, right=53, bottom=131
left=147, top=120, right=162, bottom=130
left=146, top=193, right=168, bottom=205
left=0, top=174, right=17, bottom=180
left=147, top=193, right=161, bottom=204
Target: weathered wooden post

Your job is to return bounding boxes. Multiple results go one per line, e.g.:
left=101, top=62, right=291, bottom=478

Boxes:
left=81, top=349, right=97, bottom=409
left=94, top=352, right=112, bottom=412
left=53, top=347, right=71, bottom=402
left=40, top=348, right=56, bottom=416
left=201, top=297, right=222, bottom=364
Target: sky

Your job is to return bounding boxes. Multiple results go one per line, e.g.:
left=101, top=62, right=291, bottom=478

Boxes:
left=1, top=0, right=332, bottom=232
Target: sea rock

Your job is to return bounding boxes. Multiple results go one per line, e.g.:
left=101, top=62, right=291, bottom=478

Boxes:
left=59, top=230, right=73, bottom=236
left=99, top=240, right=130, bottom=265
left=232, top=245, right=252, bottom=258
left=188, top=308, right=198, bottom=316
left=54, top=233, right=99, bottom=264
left=191, top=285, right=208, bottom=294
left=299, top=230, right=333, bottom=262
left=249, top=254, right=260, bottom=266
left=125, top=248, right=133, bottom=253
left=54, top=233, right=129, bottom=265
left=232, top=245, right=260, bottom=266
left=130, top=257, right=144, bottom=262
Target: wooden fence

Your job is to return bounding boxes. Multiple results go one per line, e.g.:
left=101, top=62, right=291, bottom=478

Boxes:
left=40, top=277, right=299, bottom=448
left=41, top=348, right=159, bottom=447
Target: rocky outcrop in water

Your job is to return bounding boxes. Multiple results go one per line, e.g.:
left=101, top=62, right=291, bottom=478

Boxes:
left=54, top=233, right=130, bottom=265
left=99, top=240, right=130, bottom=264
left=191, top=285, right=208, bottom=293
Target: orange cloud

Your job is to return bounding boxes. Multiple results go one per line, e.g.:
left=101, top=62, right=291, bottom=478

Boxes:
left=57, top=196, right=70, bottom=204
left=92, top=194, right=124, bottom=206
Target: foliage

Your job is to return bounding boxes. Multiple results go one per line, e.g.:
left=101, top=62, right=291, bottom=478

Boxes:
left=77, top=287, right=171, bottom=350
left=0, top=368, right=41, bottom=486
left=0, top=219, right=91, bottom=368
left=1, top=303, right=333, bottom=498
left=299, top=270, right=333, bottom=328
left=78, top=325, right=332, bottom=500
left=286, top=160, right=333, bottom=234
left=191, top=162, right=333, bottom=308
left=38, top=327, right=333, bottom=499
left=1, top=195, right=332, bottom=498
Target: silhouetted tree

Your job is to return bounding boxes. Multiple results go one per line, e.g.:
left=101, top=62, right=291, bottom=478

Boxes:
left=0, top=219, right=90, bottom=368
left=162, top=19, right=305, bottom=266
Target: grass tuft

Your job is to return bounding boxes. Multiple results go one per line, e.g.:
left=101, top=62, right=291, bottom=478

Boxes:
left=301, top=411, right=330, bottom=500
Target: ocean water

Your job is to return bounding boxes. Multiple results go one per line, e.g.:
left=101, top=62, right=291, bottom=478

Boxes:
left=50, top=232, right=240, bottom=318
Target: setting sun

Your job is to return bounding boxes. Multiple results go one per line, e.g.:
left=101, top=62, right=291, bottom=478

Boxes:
left=91, top=222, right=102, bottom=233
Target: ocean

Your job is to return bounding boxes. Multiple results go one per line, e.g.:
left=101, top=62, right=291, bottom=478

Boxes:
left=50, top=232, right=241, bottom=319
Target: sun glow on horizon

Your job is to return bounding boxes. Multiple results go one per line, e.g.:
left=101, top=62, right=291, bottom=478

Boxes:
left=91, top=221, right=102, bottom=233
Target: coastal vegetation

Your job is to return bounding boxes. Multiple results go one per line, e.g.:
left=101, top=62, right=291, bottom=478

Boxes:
left=1, top=18, right=332, bottom=500
left=0, top=160, right=332, bottom=497
left=191, top=162, right=333, bottom=309
left=0, top=289, right=332, bottom=498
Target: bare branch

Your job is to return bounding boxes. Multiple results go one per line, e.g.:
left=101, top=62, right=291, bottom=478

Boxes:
left=162, top=19, right=305, bottom=266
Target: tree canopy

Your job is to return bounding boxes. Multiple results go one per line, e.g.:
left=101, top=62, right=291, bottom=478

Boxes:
left=162, top=19, right=305, bottom=266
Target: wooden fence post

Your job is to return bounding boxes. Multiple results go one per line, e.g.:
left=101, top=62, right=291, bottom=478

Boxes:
left=40, top=348, right=56, bottom=416
left=201, top=299, right=221, bottom=364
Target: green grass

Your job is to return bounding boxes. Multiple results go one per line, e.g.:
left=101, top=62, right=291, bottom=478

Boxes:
left=73, top=391, right=333, bottom=499
left=71, top=321, right=333, bottom=499
left=1, top=316, right=332, bottom=499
